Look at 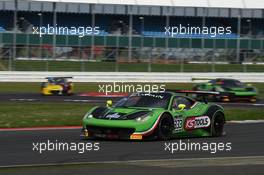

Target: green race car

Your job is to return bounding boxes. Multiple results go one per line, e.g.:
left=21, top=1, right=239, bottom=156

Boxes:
left=192, top=78, right=257, bottom=102
left=81, top=91, right=225, bottom=140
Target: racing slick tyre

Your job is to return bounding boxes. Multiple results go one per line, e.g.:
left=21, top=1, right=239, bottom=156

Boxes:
left=211, top=112, right=225, bottom=137
left=156, top=114, right=174, bottom=140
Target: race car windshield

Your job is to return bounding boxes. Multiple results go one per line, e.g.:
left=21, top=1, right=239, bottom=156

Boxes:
left=49, top=78, right=66, bottom=84
left=220, top=80, right=244, bottom=87
left=115, top=93, right=171, bottom=109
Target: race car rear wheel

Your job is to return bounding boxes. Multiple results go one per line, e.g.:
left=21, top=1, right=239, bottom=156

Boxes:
left=156, top=114, right=174, bottom=140
left=211, top=112, right=225, bottom=137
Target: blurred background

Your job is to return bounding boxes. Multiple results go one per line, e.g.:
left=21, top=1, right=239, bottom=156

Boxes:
left=0, top=0, right=263, bottom=72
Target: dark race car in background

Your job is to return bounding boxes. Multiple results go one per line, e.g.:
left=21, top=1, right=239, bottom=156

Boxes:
left=192, top=78, right=257, bottom=102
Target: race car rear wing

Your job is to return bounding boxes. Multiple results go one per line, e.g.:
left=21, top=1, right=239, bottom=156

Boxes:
left=168, top=89, right=220, bottom=95
left=45, top=77, right=73, bottom=79
left=167, top=89, right=231, bottom=103
left=191, top=78, right=214, bottom=81
left=174, top=90, right=220, bottom=95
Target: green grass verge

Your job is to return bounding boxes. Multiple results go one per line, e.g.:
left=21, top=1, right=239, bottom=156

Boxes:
left=1, top=60, right=264, bottom=72
left=0, top=82, right=263, bottom=99
left=0, top=102, right=263, bottom=128
left=225, top=108, right=264, bottom=121
left=0, top=102, right=92, bottom=128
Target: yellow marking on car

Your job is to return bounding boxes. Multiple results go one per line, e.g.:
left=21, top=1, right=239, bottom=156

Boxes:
left=84, top=129, right=89, bottom=137
left=130, top=134, right=143, bottom=140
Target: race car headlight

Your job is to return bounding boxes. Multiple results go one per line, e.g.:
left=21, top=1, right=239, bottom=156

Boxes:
left=135, top=112, right=152, bottom=122
left=87, top=114, right=93, bottom=118
left=83, top=113, right=93, bottom=120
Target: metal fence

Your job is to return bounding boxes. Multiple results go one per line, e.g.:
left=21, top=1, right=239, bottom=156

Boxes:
left=0, top=0, right=264, bottom=72
left=1, top=45, right=263, bottom=72
left=0, top=27, right=264, bottom=72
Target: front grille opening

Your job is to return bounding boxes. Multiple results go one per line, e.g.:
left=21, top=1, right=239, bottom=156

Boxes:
left=86, top=126, right=135, bottom=137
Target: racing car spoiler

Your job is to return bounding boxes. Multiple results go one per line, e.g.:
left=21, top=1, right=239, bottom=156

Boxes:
left=167, top=89, right=228, bottom=103
left=169, top=90, right=220, bottom=95
left=45, top=77, right=73, bottom=79
left=191, top=78, right=214, bottom=81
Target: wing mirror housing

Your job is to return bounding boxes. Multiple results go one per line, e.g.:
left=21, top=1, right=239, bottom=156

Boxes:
left=106, top=100, right=113, bottom=107
left=178, top=104, right=186, bottom=111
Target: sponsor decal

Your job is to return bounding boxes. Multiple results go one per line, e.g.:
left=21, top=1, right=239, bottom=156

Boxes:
left=185, top=116, right=211, bottom=130
left=105, top=113, right=121, bottom=119
left=140, top=93, right=164, bottom=99
left=174, top=118, right=183, bottom=131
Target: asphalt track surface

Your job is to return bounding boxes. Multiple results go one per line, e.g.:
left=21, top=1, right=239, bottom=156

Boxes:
left=0, top=123, right=264, bottom=175
left=1, top=93, right=264, bottom=174
left=1, top=92, right=264, bottom=109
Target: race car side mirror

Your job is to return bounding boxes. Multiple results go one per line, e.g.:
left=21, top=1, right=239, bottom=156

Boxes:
left=178, top=104, right=186, bottom=111
left=106, top=100, right=113, bottom=107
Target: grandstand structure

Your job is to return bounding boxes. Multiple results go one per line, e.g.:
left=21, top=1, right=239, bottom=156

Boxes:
left=0, top=0, right=263, bottom=71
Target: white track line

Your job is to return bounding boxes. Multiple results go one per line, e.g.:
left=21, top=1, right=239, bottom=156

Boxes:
left=219, top=102, right=264, bottom=106
left=10, top=98, right=37, bottom=101
left=228, top=120, right=264, bottom=124
left=253, top=104, right=264, bottom=106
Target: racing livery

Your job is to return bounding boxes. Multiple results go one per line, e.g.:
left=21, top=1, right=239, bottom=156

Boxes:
left=41, top=77, right=73, bottom=95
left=192, top=78, right=257, bottom=102
left=81, top=92, right=225, bottom=140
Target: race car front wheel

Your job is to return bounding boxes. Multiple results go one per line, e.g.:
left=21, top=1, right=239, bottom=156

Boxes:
left=211, top=112, right=225, bottom=137
left=156, top=114, right=174, bottom=140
